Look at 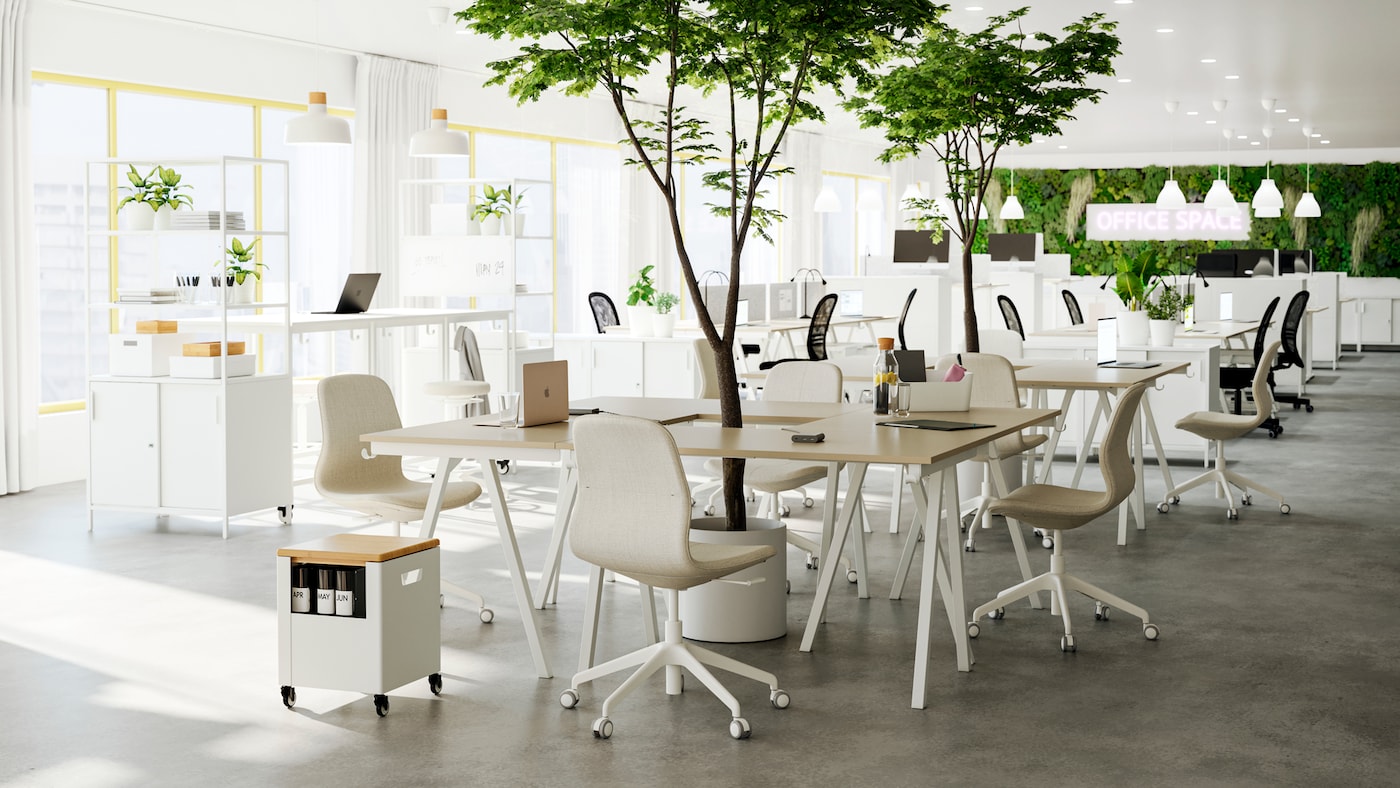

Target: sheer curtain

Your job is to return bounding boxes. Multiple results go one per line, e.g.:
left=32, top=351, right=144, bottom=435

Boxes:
left=781, top=130, right=823, bottom=277
left=0, top=0, right=38, bottom=494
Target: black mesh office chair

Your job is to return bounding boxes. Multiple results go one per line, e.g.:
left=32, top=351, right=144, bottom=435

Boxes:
left=589, top=292, right=620, bottom=334
left=759, top=293, right=838, bottom=370
left=1272, top=290, right=1313, bottom=413
left=1219, top=295, right=1281, bottom=437
left=897, top=288, right=918, bottom=350
left=1062, top=290, right=1084, bottom=325
left=997, top=294, right=1025, bottom=340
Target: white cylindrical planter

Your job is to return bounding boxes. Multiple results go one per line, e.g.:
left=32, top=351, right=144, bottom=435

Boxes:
left=653, top=310, right=677, bottom=338
left=122, top=206, right=155, bottom=231
left=627, top=305, right=654, bottom=337
left=153, top=204, right=175, bottom=230
left=1149, top=319, right=1177, bottom=347
left=233, top=279, right=257, bottom=304
left=679, top=517, right=787, bottom=643
left=1118, top=309, right=1150, bottom=346
left=480, top=214, right=501, bottom=236
left=465, top=219, right=481, bottom=236
left=513, top=213, right=528, bottom=236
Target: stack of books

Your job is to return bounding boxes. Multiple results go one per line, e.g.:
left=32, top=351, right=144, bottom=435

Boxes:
left=170, top=211, right=246, bottom=231
left=116, top=287, right=178, bottom=304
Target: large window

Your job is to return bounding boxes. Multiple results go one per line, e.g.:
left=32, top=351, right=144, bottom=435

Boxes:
left=681, top=165, right=781, bottom=289
left=557, top=143, right=621, bottom=334
left=819, top=173, right=889, bottom=277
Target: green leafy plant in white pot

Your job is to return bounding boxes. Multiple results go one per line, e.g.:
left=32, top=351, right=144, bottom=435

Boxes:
left=116, top=165, right=160, bottom=230
left=626, top=264, right=657, bottom=337
left=474, top=183, right=512, bottom=235
left=148, top=166, right=194, bottom=230
left=1146, top=285, right=1188, bottom=347
left=653, top=291, right=680, bottom=338
left=216, top=237, right=264, bottom=304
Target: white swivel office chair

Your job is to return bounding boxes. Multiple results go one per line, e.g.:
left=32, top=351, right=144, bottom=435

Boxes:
left=968, top=382, right=1159, bottom=653
left=559, top=414, right=790, bottom=740
left=1159, top=341, right=1290, bottom=520
left=315, top=374, right=494, bottom=622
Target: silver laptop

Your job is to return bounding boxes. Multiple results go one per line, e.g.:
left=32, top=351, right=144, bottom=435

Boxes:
left=519, top=360, right=570, bottom=427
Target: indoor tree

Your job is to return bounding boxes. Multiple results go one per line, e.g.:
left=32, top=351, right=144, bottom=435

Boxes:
left=849, top=7, right=1119, bottom=351
left=458, top=0, right=942, bottom=529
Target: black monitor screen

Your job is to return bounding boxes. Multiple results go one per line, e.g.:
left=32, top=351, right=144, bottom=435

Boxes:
left=1234, top=249, right=1276, bottom=276
left=988, top=233, right=1037, bottom=262
left=1278, top=249, right=1313, bottom=274
left=893, top=229, right=950, bottom=263
left=1196, top=252, right=1238, bottom=278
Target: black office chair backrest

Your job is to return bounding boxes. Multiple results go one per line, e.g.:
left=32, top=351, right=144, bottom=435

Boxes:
left=1250, top=296, right=1282, bottom=367
left=806, top=293, right=839, bottom=361
left=589, top=292, right=620, bottom=334
left=1062, top=289, right=1084, bottom=325
left=997, top=294, right=1025, bottom=340
left=1276, top=290, right=1310, bottom=369
left=897, top=288, right=918, bottom=350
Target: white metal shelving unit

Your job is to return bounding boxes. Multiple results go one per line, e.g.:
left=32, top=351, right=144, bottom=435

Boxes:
left=84, top=156, right=294, bottom=539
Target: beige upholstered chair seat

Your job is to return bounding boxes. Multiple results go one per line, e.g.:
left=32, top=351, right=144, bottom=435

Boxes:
left=610, top=542, right=776, bottom=591
left=983, top=431, right=1048, bottom=460
left=989, top=483, right=1115, bottom=533
left=703, top=457, right=830, bottom=493
left=1174, top=410, right=1258, bottom=441
left=322, top=477, right=482, bottom=524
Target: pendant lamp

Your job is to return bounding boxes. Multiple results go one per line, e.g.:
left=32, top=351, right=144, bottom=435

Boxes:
left=1252, top=101, right=1284, bottom=215
left=285, top=91, right=352, bottom=145
left=1156, top=101, right=1187, bottom=209
left=1001, top=169, right=1024, bottom=220
left=814, top=185, right=841, bottom=213
left=1295, top=126, right=1323, bottom=218
left=1205, top=102, right=1235, bottom=213
left=409, top=108, right=470, bottom=157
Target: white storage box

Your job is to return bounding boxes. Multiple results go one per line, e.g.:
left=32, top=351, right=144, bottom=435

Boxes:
left=168, top=353, right=257, bottom=379
left=109, top=333, right=190, bottom=377
left=429, top=203, right=474, bottom=235
left=909, top=373, right=974, bottom=412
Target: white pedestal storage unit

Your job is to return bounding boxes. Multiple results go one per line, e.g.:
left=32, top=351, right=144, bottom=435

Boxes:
left=553, top=334, right=710, bottom=398
left=276, top=535, right=443, bottom=717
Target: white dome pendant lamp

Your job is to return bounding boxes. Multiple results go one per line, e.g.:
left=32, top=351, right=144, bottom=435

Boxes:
left=1295, top=126, right=1323, bottom=218
left=1204, top=101, right=1236, bottom=213
left=410, top=108, right=470, bottom=157
left=1001, top=169, right=1024, bottom=220
left=1252, top=100, right=1284, bottom=217
left=1156, top=101, right=1187, bottom=209
left=284, top=2, right=351, bottom=145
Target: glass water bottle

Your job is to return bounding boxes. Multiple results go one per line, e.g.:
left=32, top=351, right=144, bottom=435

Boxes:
left=873, top=337, right=899, bottom=415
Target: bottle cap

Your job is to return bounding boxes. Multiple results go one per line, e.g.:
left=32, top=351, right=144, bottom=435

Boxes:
left=877, top=337, right=895, bottom=350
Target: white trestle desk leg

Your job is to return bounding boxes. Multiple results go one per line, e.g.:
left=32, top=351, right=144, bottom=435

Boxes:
left=1140, top=393, right=1175, bottom=495
left=579, top=565, right=605, bottom=672
left=941, top=468, right=970, bottom=673
left=476, top=453, right=552, bottom=679
left=800, top=462, right=868, bottom=652
left=420, top=456, right=463, bottom=538
left=888, top=464, right=905, bottom=533
left=889, top=473, right=930, bottom=600
left=535, top=457, right=578, bottom=609
left=1071, top=392, right=1109, bottom=488
left=1037, top=389, right=1077, bottom=485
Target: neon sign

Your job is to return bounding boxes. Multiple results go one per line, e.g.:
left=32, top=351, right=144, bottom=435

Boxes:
left=1085, top=204, right=1250, bottom=241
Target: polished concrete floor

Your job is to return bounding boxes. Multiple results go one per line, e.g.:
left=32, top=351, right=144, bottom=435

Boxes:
left=2, top=354, right=1398, bottom=788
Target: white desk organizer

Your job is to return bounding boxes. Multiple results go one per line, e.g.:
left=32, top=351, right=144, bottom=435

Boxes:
left=276, top=534, right=442, bottom=716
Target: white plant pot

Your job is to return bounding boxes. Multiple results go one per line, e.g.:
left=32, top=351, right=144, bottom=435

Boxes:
left=513, top=213, right=528, bottom=236
left=678, top=517, right=787, bottom=643
left=1117, top=309, right=1150, bottom=346
left=479, top=214, right=501, bottom=236
left=465, top=218, right=481, bottom=236
left=1149, top=319, right=1177, bottom=347
left=653, top=310, right=677, bottom=338
left=232, top=278, right=257, bottom=304
left=121, top=205, right=155, bottom=231
left=153, top=204, right=175, bottom=231
left=627, top=304, right=654, bottom=337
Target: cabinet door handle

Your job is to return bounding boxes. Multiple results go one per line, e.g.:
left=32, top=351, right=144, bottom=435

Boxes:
left=214, top=394, right=221, bottom=425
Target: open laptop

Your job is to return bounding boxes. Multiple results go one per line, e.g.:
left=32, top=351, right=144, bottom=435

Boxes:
left=1096, top=317, right=1159, bottom=369
left=839, top=290, right=864, bottom=317
left=313, top=273, right=381, bottom=314
left=519, top=360, right=570, bottom=427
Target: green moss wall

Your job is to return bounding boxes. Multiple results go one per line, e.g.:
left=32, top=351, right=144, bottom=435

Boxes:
left=985, top=163, right=1400, bottom=277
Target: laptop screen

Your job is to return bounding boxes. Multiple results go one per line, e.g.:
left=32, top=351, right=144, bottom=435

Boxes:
left=1097, top=317, right=1117, bottom=364
left=839, top=290, right=864, bottom=317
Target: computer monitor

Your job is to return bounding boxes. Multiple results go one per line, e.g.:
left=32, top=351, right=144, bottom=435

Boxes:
left=893, top=229, right=950, bottom=263
left=988, top=233, right=1038, bottom=262
left=838, top=290, right=864, bottom=317
left=1196, top=252, right=1238, bottom=278
left=1278, top=250, right=1313, bottom=275
left=1235, top=249, right=1276, bottom=277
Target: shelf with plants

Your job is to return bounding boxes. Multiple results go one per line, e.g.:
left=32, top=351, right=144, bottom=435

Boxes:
left=84, top=155, right=294, bottom=539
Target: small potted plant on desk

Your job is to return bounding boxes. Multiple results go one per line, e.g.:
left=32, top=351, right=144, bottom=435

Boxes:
left=116, top=165, right=160, bottom=230
left=148, top=165, right=194, bottom=230
left=1146, top=285, right=1188, bottom=347
left=216, top=237, right=263, bottom=304
left=474, top=184, right=512, bottom=235
left=1113, top=244, right=1168, bottom=346
left=653, top=291, right=680, bottom=338
left=626, top=264, right=657, bottom=337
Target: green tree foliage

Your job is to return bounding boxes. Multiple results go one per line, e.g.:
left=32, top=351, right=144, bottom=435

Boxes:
left=459, top=0, right=943, bottom=528
left=848, top=7, right=1120, bottom=351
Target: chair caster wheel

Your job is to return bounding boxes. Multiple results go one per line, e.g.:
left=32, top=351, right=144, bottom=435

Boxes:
left=1305, top=404, right=1314, bottom=413
left=277, top=505, right=293, bottom=525
left=1041, top=536, right=1054, bottom=549
left=1157, top=502, right=1170, bottom=514
left=1268, top=429, right=1279, bottom=438
left=805, top=555, right=818, bottom=570
left=963, top=540, right=975, bottom=552
left=846, top=569, right=858, bottom=583
left=1280, top=503, right=1291, bottom=514
left=560, top=689, right=579, bottom=709
left=1060, top=635, right=1076, bottom=653
left=280, top=685, right=296, bottom=709
left=1094, top=603, right=1110, bottom=621
left=1227, top=508, right=1239, bottom=520
left=967, top=622, right=981, bottom=639
left=802, top=497, right=815, bottom=508
left=593, top=717, right=613, bottom=739
left=1170, top=496, right=1180, bottom=505
left=428, top=673, right=443, bottom=695
left=703, top=506, right=716, bottom=516
left=988, top=607, right=1005, bottom=621
left=778, top=505, right=791, bottom=517
left=770, top=690, right=791, bottom=709
left=374, top=694, right=389, bottom=716
left=785, top=580, right=791, bottom=594
left=479, top=608, right=495, bottom=623
left=1241, top=494, right=1252, bottom=506
left=1143, top=623, right=1160, bottom=641
left=729, top=718, right=751, bottom=740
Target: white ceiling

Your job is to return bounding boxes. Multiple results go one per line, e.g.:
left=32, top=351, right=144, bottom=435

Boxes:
left=62, top=0, right=1400, bottom=163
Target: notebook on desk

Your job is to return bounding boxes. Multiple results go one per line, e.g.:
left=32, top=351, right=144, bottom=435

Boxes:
left=1095, top=317, right=1159, bottom=369
left=312, top=273, right=381, bottom=314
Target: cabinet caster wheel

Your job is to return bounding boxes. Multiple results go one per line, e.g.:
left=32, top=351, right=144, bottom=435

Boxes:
left=770, top=689, right=791, bottom=709
left=1280, top=503, right=1291, bottom=515
left=967, top=622, right=981, bottom=639
left=988, top=607, right=1005, bottom=621
left=439, top=594, right=445, bottom=609
left=1041, top=536, right=1054, bottom=549
left=1170, top=496, right=1180, bottom=505
left=802, top=497, right=815, bottom=508
left=592, top=717, right=613, bottom=739
left=559, top=689, right=579, bottom=709
left=374, top=695, right=389, bottom=717
left=804, top=555, right=818, bottom=570
left=428, top=673, right=443, bottom=695
left=1268, top=429, right=1279, bottom=439
left=1060, top=635, right=1076, bottom=653
left=277, top=505, right=293, bottom=525
left=1094, top=603, right=1110, bottom=621
left=1305, top=404, right=1314, bottom=413
left=845, top=568, right=858, bottom=583
left=1157, top=502, right=1170, bottom=514
left=1227, top=508, right=1239, bottom=520
left=729, top=718, right=751, bottom=740
left=1143, top=623, right=1160, bottom=641
left=703, top=506, right=715, bottom=516
left=479, top=608, right=495, bottom=623
left=280, top=685, right=296, bottom=709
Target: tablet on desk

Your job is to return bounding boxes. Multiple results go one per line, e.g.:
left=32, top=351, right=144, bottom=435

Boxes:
left=878, top=419, right=993, bottom=431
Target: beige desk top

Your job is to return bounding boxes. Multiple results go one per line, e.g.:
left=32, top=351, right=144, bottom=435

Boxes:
left=1014, top=360, right=1190, bottom=390
left=1033, top=320, right=1258, bottom=342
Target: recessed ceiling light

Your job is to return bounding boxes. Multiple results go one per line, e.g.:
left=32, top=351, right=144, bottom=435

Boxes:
left=1058, top=144, right=1069, bottom=150
left=1312, top=133, right=1322, bottom=138
left=1288, top=118, right=1300, bottom=123
left=965, top=5, right=983, bottom=10
left=1237, top=135, right=1248, bottom=140
left=1118, top=78, right=1132, bottom=83
left=1157, top=28, right=1174, bottom=33
left=1250, top=141, right=1260, bottom=146
left=1225, top=75, right=1240, bottom=80
left=1205, top=120, right=1217, bottom=125
left=1186, top=111, right=1199, bottom=116
left=1274, top=108, right=1287, bottom=113
left=1114, top=0, right=1133, bottom=5
left=1201, top=58, right=1217, bottom=64
left=1321, top=140, right=1330, bottom=144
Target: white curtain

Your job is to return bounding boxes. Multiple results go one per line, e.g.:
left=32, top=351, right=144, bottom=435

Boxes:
left=781, top=129, right=823, bottom=276
left=0, top=0, right=38, bottom=495
left=352, top=54, right=435, bottom=375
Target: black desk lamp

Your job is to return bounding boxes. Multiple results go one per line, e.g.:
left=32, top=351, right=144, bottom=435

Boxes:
left=791, top=267, right=826, bottom=318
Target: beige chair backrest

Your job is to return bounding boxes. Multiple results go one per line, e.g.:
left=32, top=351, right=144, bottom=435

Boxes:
left=693, top=338, right=721, bottom=399
left=1247, top=342, right=1281, bottom=428
left=1091, top=381, right=1151, bottom=518
left=569, top=413, right=699, bottom=583
left=973, top=328, right=1024, bottom=360
left=314, top=374, right=407, bottom=498
left=763, top=361, right=843, bottom=403
left=934, top=353, right=1017, bottom=408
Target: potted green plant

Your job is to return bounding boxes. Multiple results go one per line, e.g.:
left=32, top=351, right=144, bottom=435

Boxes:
left=216, top=237, right=263, bottom=304
left=1146, top=285, right=1187, bottom=346
left=473, top=183, right=512, bottom=235
left=116, top=165, right=160, bottom=230
left=505, top=186, right=530, bottom=236
left=1114, top=244, right=1167, bottom=345
left=653, top=291, right=680, bottom=338
left=626, top=264, right=657, bottom=337
left=148, top=165, right=194, bottom=230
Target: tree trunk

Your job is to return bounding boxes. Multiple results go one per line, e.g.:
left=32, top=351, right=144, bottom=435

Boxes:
left=962, top=243, right=980, bottom=353
left=713, top=336, right=748, bottom=530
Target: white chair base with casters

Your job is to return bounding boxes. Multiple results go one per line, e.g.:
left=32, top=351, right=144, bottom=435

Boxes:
left=1156, top=440, right=1290, bottom=520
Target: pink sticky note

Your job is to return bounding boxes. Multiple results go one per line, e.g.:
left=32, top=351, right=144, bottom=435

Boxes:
left=943, top=363, right=966, bottom=382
